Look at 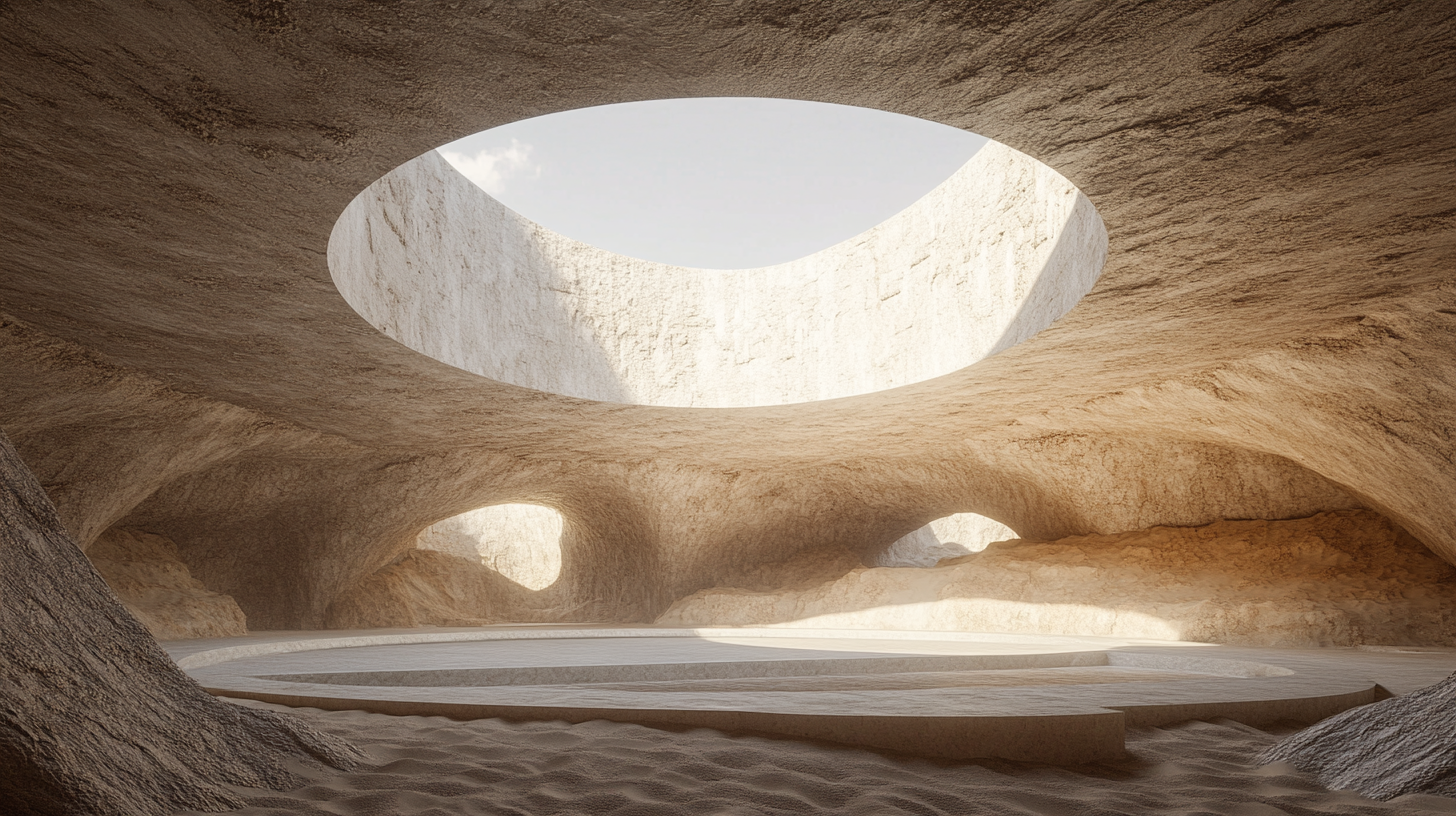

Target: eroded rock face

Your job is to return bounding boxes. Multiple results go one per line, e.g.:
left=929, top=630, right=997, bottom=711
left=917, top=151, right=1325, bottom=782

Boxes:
left=0, top=1, right=1453, bottom=635
left=416, top=504, right=564, bottom=591
left=660, top=510, right=1456, bottom=648
left=1261, top=671, right=1456, bottom=800
left=330, top=534, right=870, bottom=629
left=88, top=527, right=247, bottom=640
left=0, top=5, right=1451, bottom=809
left=327, top=549, right=558, bottom=628
left=0, top=429, right=359, bottom=816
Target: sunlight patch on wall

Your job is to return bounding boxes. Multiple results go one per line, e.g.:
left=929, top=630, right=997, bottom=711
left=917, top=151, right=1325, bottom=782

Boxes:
left=416, top=504, right=563, bottom=591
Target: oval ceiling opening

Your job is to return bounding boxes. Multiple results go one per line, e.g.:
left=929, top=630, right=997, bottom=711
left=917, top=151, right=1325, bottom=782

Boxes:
left=329, top=98, right=1107, bottom=408
left=436, top=98, right=988, bottom=269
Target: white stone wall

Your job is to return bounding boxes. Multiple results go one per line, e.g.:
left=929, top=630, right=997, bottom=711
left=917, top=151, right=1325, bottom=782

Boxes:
left=328, top=140, right=1106, bottom=408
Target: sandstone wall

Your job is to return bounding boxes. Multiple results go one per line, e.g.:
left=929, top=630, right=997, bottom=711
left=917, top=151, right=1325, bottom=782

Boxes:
left=336, top=138, right=1110, bottom=573
left=2, top=11, right=1452, bottom=801
left=326, top=549, right=576, bottom=628
left=0, top=429, right=358, bottom=816
left=1, top=1, right=1452, bottom=633
left=88, top=527, right=248, bottom=640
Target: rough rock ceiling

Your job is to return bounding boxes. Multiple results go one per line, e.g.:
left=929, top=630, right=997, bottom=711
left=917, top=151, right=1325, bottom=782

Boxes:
left=0, top=0, right=1452, bottom=627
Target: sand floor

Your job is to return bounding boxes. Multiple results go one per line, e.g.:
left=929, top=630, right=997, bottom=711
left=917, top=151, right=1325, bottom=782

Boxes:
left=181, top=698, right=1456, bottom=816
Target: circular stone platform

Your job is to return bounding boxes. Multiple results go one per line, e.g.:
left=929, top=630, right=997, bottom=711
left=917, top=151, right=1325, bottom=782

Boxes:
left=171, top=627, right=1385, bottom=764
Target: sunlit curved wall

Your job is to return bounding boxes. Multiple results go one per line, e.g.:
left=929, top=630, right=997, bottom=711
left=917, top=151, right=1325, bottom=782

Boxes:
left=329, top=140, right=1107, bottom=408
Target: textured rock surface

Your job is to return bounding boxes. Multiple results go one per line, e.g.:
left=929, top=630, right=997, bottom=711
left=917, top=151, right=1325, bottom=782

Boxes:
left=1262, top=672, right=1456, bottom=800
left=0, top=2, right=1452, bottom=636
left=337, top=533, right=868, bottom=629
left=331, top=141, right=1107, bottom=407
left=0, top=429, right=360, bottom=816
left=327, top=549, right=568, bottom=628
left=660, top=510, right=1456, bottom=648
left=402, top=503, right=990, bottom=615
left=88, top=527, right=248, bottom=640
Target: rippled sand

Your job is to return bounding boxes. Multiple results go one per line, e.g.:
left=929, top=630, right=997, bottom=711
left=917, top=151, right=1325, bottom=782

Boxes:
left=186, top=700, right=1456, bottom=816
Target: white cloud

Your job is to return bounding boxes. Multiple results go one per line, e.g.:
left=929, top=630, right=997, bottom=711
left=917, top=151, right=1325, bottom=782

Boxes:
left=439, top=139, right=539, bottom=196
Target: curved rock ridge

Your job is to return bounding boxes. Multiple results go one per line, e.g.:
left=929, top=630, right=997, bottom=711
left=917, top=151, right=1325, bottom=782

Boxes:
left=88, top=526, right=248, bottom=640
left=1261, top=670, right=1456, bottom=800
left=329, top=139, right=1107, bottom=407
left=659, top=510, right=1456, bottom=648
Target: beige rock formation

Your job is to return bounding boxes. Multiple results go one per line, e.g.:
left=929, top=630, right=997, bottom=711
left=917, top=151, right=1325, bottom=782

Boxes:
left=0, top=2, right=1451, bottom=639
left=0, top=429, right=359, bottom=816
left=335, top=524, right=871, bottom=629
left=327, top=550, right=568, bottom=629
left=339, top=138, right=1105, bottom=575
left=1, top=4, right=1454, bottom=808
left=660, top=511, right=1456, bottom=648
left=88, top=527, right=248, bottom=640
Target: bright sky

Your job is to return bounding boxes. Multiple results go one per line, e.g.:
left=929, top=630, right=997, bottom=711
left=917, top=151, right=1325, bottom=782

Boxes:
left=437, top=98, right=986, bottom=269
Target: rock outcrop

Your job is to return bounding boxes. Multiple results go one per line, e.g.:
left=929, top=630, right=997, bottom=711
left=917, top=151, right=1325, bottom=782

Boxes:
left=660, top=510, right=1456, bottom=648
left=0, top=429, right=360, bottom=816
left=327, top=549, right=498, bottom=627
left=88, top=526, right=247, bottom=640
left=1262, top=671, right=1456, bottom=799
left=327, top=549, right=573, bottom=628
left=331, top=537, right=868, bottom=628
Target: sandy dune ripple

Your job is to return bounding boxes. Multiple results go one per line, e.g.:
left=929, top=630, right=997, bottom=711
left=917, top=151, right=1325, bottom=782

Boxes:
left=178, top=700, right=1456, bottom=816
